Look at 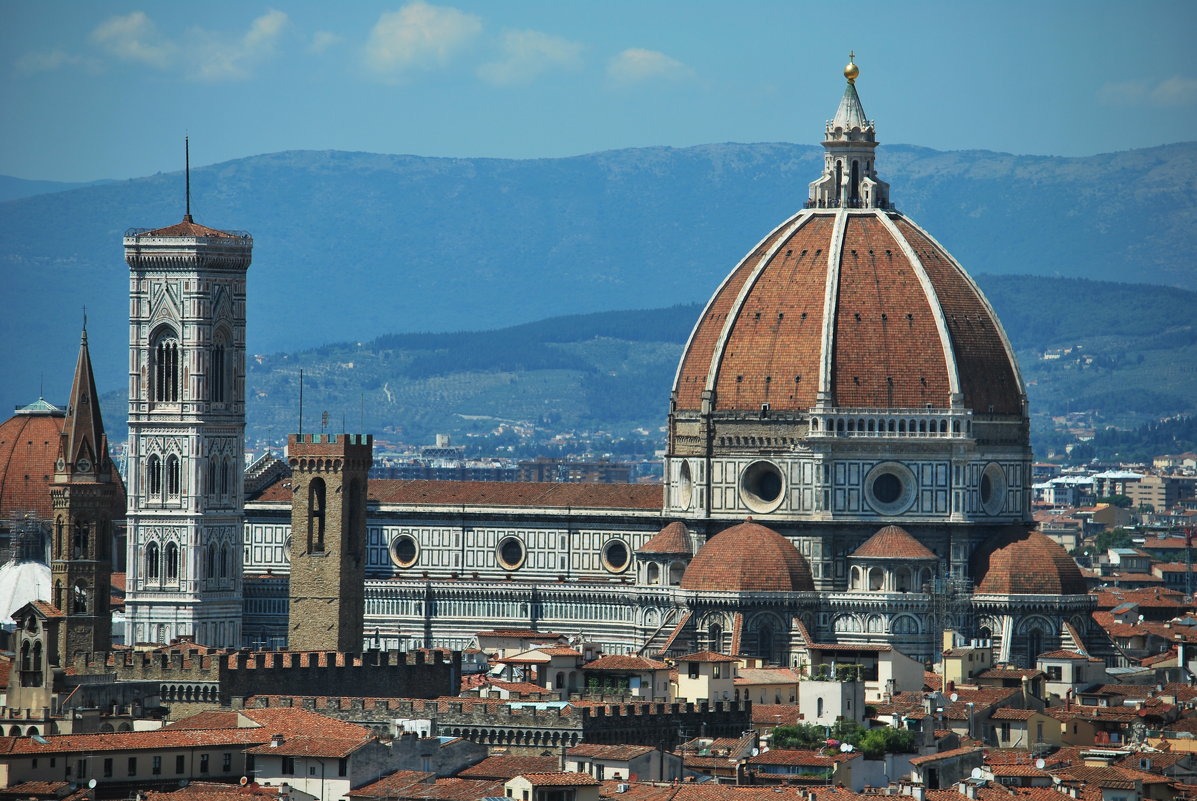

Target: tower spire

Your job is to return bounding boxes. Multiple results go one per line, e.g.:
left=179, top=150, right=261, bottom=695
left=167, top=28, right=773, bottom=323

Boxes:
left=57, top=326, right=109, bottom=482
left=184, top=136, right=193, bottom=223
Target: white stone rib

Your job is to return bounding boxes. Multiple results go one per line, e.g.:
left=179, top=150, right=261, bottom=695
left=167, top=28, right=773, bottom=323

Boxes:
left=700, top=211, right=817, bottom=396
left=670, top=209, right=807, bottom=396
left=877, top=212, right=962, bottom=402
left=815, top=208, right=849, bottom=405
left=896, top=215, right=1027, bottom=405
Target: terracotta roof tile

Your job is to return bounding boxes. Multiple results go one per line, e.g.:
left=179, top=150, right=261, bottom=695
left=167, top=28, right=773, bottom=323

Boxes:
left=674, top=650, right=739, bottom=663
left=254, top=478, right=661, bottom=510
left=584, top=655, right=669, bottom=671
left=458, top=755, right=559, bottom=780
left=568, top=743, right=655, bottom=760
left=515, top=772, right=602, bottom=786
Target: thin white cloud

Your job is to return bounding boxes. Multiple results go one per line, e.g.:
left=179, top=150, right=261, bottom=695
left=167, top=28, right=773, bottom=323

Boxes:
left=15, top=49, right=85, bottom=75
left=364, top=2, right=483, bottom=81
left=187, top=9, right=288, bottom=82
left=478, top=29, right=583, bottom=86
left=1099, top=75, right=1197, bottom=108
left=310, top=30, right=345, bottom=54
left=607, top=48, right=693, bottom=86
left=90, top=11, right=177, bottom=69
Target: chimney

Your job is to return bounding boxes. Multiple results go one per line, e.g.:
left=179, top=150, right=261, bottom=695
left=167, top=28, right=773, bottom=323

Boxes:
left=270, top=733, right=284, bottom=747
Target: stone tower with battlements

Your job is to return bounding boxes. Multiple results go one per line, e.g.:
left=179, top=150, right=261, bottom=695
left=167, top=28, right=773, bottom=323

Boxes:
left=50, top=328, right=120, bottom=657
left=287, top=433, right=373, bottom=652
left=123, top=212, right=252, bottom=648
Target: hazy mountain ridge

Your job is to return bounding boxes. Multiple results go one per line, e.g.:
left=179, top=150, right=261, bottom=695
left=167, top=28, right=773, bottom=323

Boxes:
left=5, top=141, right=1195, bottom=421
left=81, top=276, right=1197, bottom=460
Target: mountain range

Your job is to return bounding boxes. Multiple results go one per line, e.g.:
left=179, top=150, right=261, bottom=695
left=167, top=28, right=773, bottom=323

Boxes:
left=3, top=141, right=1195, bottom=436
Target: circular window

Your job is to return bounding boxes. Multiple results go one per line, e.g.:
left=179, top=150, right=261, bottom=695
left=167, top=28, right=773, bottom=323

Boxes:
left=979, top=462, right=1007, bottom=516
left=864, top=462, right=917, bottom=515
left=740, top=460, right=785, bottom=514
left=676, top=460, right=694, bottom=510
left=497, top=537, right=526, bottom=570
left=390, top=534, right=419, bottom=568
left=602, top=539, right=630, bottom=573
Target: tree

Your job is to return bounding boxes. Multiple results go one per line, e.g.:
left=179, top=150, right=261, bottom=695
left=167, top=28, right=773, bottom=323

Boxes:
left=771, top=724, right=827, bottom=749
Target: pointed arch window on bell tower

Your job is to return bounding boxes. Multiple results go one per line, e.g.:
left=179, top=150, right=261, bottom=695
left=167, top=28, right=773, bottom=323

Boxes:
left=152, top=331, right=180, bottom=404
left=164, top=542, right=179, bottom=581
left=166, top=455, right=180, bottom=497
left=148, top=454, right=162, bottom=497
left=145, top=542, right=160, bottom=580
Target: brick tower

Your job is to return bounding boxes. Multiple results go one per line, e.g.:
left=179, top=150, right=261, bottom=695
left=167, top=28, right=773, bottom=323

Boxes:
left=51, top=328, right=120, bottom=657
left=287, top=433, right=373, bottom=651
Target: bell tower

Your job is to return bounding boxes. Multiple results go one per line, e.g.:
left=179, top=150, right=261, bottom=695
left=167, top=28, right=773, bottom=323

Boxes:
left=287, top=433, right=372, bottom=652
left=50, top=327, right=120, bottom=657
left=122, top=157, right=252, bottom=647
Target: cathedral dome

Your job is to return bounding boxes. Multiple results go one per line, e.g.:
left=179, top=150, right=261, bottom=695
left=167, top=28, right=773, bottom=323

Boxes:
left=670, top=66, right=1022, bottom=420
left=971, top=529, right=1087, bottom=595
left=0, top=401, right=67, bottom=521
left=680, top=519, right=814, bottom=592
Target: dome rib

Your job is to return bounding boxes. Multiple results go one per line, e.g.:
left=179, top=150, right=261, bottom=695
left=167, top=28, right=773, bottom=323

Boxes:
left=877, top=212, right=961, bottom=401
left=705, top=213, right=816, bottom=402
left=816, top=209, right=849, bottom=404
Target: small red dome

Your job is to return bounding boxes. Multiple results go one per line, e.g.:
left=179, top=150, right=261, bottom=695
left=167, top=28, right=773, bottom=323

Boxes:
left=972, top=530, right=1087, bottom=595
left=681, top=520, right=814, bottom=592
left=851, top=525, right=937, bottom=560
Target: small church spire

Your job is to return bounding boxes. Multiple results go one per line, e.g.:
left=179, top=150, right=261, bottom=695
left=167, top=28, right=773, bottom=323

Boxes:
left=56, top=326, right=109, bottom=482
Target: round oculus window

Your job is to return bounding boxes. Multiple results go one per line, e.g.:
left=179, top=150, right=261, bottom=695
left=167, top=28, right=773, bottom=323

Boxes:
left=676, top=460, right=694, bottom=510
left=739, top=460, right=785, bottom=514
left=979, top=462, right=1007, bottom=516
left=602, top=539, right=630, bottom=573
left=864, top=462, right=917, bottom=515
left=497, top=536, right=526, bottom=570
left=390, top=534, right=419, bottom=568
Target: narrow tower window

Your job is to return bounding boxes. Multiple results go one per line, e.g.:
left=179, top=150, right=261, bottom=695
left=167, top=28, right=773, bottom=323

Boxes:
left=166, top=455, right=180, bottom=497
left=147, top=455, right=162, bottom=496
left=72, top=520, right=89, bottom=559
left=153, top=333, right=180, bottom=403
left=308, top=478, right=326, bottom=553
left=145, top=542, right=160, bottom=579
left=164, top=542, right=179, bottom=581
left=210, top=341, right=226, bottom=403
left=72, top=581, right=88, bottom=614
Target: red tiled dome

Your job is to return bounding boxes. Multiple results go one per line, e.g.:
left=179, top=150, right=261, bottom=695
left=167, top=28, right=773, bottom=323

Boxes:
left=672, top=211, right=1023, bottom=416
left=851, top=525, right=937, bottom=560
left=637, top=521, right=693, bottom=555
left=972, top=530, right=1087, bottom=595
left=680, top=520, right=814, bottom=592
left=0, top=405, right=66, bottom=521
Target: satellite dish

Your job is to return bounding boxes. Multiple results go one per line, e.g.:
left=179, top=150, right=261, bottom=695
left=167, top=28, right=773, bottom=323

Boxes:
left=970, top=768, right=983, bottom=780
left=751, top=748, right=760, bottom=756
left=949, top=693, right=959, bottom=703
left=88, top=780, right=98, bottom=789
left=1035, top=758, right=1046, bottom=770
left=841, top=743, right=854, bottom=752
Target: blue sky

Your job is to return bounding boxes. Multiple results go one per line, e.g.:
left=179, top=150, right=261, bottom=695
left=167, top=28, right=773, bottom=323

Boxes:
left=2, top=0, right=1195, bottom=182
